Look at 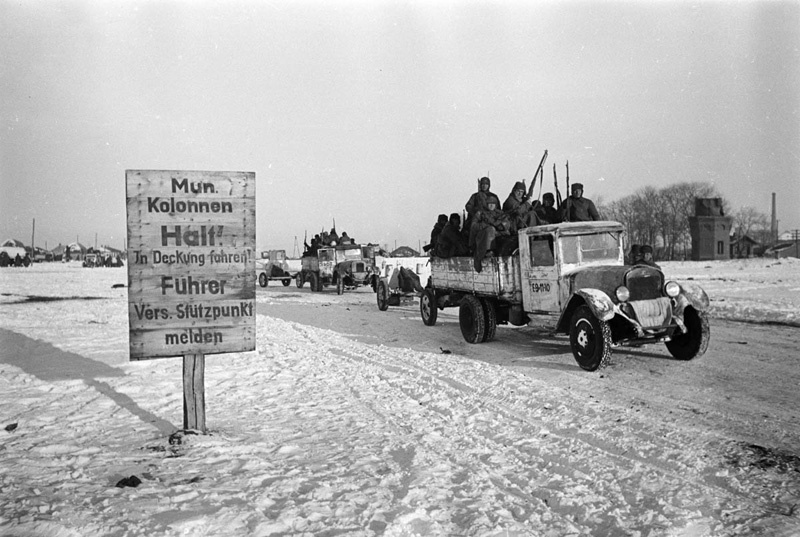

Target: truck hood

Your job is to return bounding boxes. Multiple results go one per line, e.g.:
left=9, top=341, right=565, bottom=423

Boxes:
left=569, top=264, right=664, bottom=302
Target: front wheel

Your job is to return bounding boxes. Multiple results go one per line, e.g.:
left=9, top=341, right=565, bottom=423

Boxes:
left=459, top=295, right=486, bottom=344
left=296, top=273, right=304, bottom=288
left=377, top=281, right=389, bottom=311
left=282, top=278, right=291, bottom=287
left=569, top=305, right=612, bottom=371
left=420, top=289, right=438, bottom=326
left=665, top=308, right=710, bottom=360
left=258, top=273, right=268, bottom=288
left=309, top=272, right=319, bottom=293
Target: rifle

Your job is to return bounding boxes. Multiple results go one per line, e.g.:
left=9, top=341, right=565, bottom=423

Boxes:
left=526, top=149, right=548, bottom=200
left=553, top=163, right=560, bottom=206
left=562, top=160, right=571, bottom=222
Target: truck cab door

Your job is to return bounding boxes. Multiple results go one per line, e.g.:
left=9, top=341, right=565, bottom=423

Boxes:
left=519, top=233, right=560, bottom=314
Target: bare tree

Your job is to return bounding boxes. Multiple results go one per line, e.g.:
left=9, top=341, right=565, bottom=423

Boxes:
left=602, top=181, right=727, bottom=260
left=733, top=206, right=769, bottom=238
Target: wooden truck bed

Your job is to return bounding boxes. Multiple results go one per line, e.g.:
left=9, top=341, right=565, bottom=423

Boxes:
left=429, top=256, right=523, bottom=303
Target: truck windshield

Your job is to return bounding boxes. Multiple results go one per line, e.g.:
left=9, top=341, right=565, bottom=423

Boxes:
left=561, top=232, right=621, bottom=264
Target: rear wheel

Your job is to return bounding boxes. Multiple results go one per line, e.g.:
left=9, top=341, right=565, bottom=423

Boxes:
left=258, top=273, right=268, bottom=288
left=459, top=295, right=486, bottom=344
left=666, top=308, right=710, bottom=360
left=377, top=281, right=389, bottom=311
left=309, top=272, right=319, bottom=293
left=569, top=305, right=612, bottom=371
left=480, top=298, right=497, bottom=342
left=296, top=273, right=304, bottom=288
left=336, top=274, right=345, bottom=295
left=420, top=289, right=438, bottom=326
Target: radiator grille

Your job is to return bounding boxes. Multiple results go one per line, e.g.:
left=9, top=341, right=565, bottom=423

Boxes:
left=625, top=268, right=663, bottom=301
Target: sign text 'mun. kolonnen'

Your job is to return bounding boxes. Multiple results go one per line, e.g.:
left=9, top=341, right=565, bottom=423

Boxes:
left=146, top=178, right=233, bottom=214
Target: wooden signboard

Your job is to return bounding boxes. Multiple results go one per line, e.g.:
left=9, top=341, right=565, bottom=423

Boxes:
left=126, top=170, right=256, bottom=360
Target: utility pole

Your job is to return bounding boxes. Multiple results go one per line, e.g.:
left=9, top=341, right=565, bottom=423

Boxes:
left=793, top=229, right=800, bottom=258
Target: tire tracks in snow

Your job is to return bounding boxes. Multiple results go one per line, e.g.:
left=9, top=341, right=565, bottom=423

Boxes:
left=275, top=316, right=797, bottom=534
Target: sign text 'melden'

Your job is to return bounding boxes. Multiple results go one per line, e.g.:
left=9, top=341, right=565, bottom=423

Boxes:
left=146, top=178, right=233, bottom=214
left=126, top=170, right=256, bottom=360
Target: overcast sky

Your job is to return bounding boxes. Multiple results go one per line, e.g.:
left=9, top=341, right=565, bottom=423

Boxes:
left=2, top=0, right=798, bottom=253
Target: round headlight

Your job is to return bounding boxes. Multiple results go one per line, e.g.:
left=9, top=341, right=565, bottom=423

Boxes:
left=615, top=285, right=630, bottom=302
left=664, top=281, right=681, bottom=297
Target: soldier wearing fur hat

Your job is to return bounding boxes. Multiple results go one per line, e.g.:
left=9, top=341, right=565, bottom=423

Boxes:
left=534, top=192, right=561, bottom=225
left=465, top=176, right=501, bottom=222
left=502, top=181, right=539, bottom=232
left=561, top=182, right=600, bottom=222
left=635, top=244, right=660, bottom=269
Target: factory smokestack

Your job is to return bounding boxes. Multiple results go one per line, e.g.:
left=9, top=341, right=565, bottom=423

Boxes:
left=771, top=192, right=777, bottom=243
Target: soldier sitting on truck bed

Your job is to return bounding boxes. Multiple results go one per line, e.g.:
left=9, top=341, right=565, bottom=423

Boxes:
left=435, top=213, right=469, bottom=258
left=560, top=182, right=601, bottom=222
left=469, top=197, right=511, bottom=272
left=424, top=214, right=448, bottom=254
left=303, top=234, right=321, bottom=256
left=503, top=181, right=540, bottom=233
left=534, top=192, right=561, bottom=224
left=464, top=176, right=500, bottom=234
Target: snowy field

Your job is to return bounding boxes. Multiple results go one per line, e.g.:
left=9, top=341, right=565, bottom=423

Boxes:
left=1, top=258, right=799, bottom=536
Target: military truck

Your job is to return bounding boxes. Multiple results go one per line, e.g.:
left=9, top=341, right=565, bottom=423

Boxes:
left=256, top=250, right=302, bottom=287
left=298, top=244, right=375, bottom=294
left=420, top=221, right=710, bottom=371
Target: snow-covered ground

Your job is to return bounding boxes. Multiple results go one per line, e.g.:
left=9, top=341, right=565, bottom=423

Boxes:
left=1, top=258, right=799, bottom=536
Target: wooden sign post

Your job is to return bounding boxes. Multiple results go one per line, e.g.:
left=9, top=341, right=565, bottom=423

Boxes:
left=126, top=170, right=256, bottom=433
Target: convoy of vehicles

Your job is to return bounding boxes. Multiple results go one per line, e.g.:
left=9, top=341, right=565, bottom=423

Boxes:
left=261, top=220, right=711, bottom=371
left=420, top=221, right=710, bottom=371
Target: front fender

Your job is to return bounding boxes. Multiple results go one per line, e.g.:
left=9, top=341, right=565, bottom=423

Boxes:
left=555, top=288, right=616, bottom=334
left=573, top=289, right=616, bottom=322
left=679, top=281, right=710, bottom=311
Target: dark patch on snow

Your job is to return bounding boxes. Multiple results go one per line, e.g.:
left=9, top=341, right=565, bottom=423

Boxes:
left=725, top=442, right=800, bottom=474
left=15, top=295, right=108, bottom=303
left=713, top=316, right=800, bottom=329
left=115, top=475, right=142, bottom=488
left=4, top=422, right=18, bottom=432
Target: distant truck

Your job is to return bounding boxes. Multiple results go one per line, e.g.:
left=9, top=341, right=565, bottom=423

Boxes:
left=420, top=221, right=710, bottom=371
left=374, top=256, right=431, bottom=310
left=256, top=250, right=302, bottom=287
left=299, top=244, right=375, bottom=294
